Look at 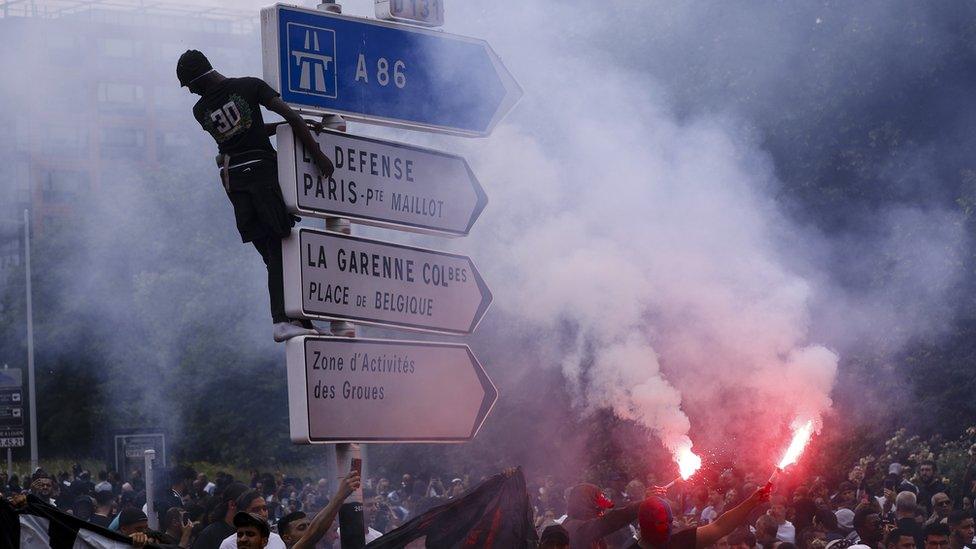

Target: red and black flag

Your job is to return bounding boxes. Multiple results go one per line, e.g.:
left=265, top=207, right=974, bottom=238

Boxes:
left=366, top=468, right=537, bottom=549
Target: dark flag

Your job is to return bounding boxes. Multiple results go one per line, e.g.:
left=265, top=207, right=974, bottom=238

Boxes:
left=366, top=468, right=537, bottom=549
left=1, top=494, right=134, bottom=548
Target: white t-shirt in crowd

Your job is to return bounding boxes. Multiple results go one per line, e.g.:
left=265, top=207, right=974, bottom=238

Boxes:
left=776, top=521, right=796, bottom=544
left=700, top=506, right=719, bottom=524
left=219, top=532, right=286, bottom=549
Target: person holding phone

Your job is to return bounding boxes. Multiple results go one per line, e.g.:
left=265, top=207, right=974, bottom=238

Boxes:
left=164, top=507, right=200, bottom=548
left=278, top=470, right=361, bottom=549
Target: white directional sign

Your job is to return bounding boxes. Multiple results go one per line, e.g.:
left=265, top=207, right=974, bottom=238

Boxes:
left=276, top=125, right=487, bottom=236
left=375, top=0, right=444, bottom=27
left=0, top=368, right=24, bottom=448
left=283, top=228, right=492, bottom=335
left=285, top=336, right=497, bottom=443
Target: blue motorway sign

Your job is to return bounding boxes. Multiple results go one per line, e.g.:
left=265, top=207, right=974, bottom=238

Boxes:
left=260, top=4, right=522, bottom=137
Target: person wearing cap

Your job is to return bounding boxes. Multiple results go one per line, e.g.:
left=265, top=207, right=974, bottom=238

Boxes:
left=176, top=49, right=335, bottom=343
left=234, top=512, right=271, bottom=549
left=219, top=490, right=286, bottom=548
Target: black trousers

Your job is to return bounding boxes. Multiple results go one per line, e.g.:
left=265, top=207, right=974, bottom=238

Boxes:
left=223, top=158, right=295, bottom=324
left=251, top=236, right=288, bottom=324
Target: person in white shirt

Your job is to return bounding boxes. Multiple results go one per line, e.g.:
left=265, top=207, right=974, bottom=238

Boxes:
left=769, top=495, right=796, bottom=544
left=94, top=471, right=113, bottom=493
left=700, top=489, right=725, bottom=525
left=219, top=490, right=286, bottom=549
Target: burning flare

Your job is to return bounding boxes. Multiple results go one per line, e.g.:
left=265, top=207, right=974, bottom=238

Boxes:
left=777, top=420, right=814, bottom=469
left=676, top=445, right=703, bottom=480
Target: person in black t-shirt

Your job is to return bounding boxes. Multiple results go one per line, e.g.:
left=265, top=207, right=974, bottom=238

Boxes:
left=177, top=49, right=335, bottom=342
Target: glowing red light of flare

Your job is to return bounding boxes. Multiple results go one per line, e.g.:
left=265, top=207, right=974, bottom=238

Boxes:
left=777, top=420, right=814, bottom=470
left=676, top=446, right=703, bottom=480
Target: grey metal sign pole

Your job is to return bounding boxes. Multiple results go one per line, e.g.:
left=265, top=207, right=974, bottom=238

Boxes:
left=145, top=449, right=158, bottom=529
left=311, top=3, right=364, bottom=547
left=24, top=209, right=37, bottom=471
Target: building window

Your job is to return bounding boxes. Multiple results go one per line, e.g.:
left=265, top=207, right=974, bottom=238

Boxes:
left=42, top=126, right=89, bottom=158
left=98, top=38, right=142, bottom=58
left=98, top=82, right=144, bottom=103
left=41, top=169, right=91, bottom=203
left=100, top=127, right=146, bottom=160
left=153, top=85, right=189, bottom=112
left=156, top=130, right=195, bottom=160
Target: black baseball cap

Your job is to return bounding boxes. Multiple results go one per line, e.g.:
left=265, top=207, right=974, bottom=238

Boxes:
left=177, top=49, right=213, bottom=87
left=234, top=511, right=270, bottom=538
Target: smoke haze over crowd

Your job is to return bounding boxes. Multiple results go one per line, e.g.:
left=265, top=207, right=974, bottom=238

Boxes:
left=0, top=0, right=973, bottom=477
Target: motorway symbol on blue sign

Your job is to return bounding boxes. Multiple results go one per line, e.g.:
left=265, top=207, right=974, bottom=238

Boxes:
left=260, top=4, right=522, bottom=137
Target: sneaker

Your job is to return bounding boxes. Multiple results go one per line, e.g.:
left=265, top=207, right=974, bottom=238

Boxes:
left=273, top=322, right=317, bottom=342
left=290, top=318, right=331, bottom=336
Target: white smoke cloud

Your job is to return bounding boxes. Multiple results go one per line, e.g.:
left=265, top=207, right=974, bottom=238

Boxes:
left=428, top=0, right=966, bottom=463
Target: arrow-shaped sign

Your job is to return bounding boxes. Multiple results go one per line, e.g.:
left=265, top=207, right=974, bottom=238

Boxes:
left=261, top=4, right=522, bottom=136
left=285, top=336, right=497, bottom=443
left=276, top=125, right=487, bottom=236
left=0, top=369, right=21, bottom=388
left=283, top=228, right=492, bottom=335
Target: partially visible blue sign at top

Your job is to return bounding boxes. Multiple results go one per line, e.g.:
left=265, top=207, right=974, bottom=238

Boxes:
left=261, top=4, right=522, bottom=137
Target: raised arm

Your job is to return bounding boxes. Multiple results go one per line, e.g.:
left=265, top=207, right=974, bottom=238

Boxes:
left=264, top=96, right=335, bottom=178
left=293, top=471, right=361, bottom=549
left=695, top=483, right=771, bottom=549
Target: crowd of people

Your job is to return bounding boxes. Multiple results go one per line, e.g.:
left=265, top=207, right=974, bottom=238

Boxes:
left=3, top=452, right=976, bottom=548
left=0, top=464, right=490, bottom=547
left=526, top=456, right=976, bottom=549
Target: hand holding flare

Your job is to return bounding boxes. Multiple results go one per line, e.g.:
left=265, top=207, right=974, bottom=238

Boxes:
left=664, top=445, right=703, bottom=489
